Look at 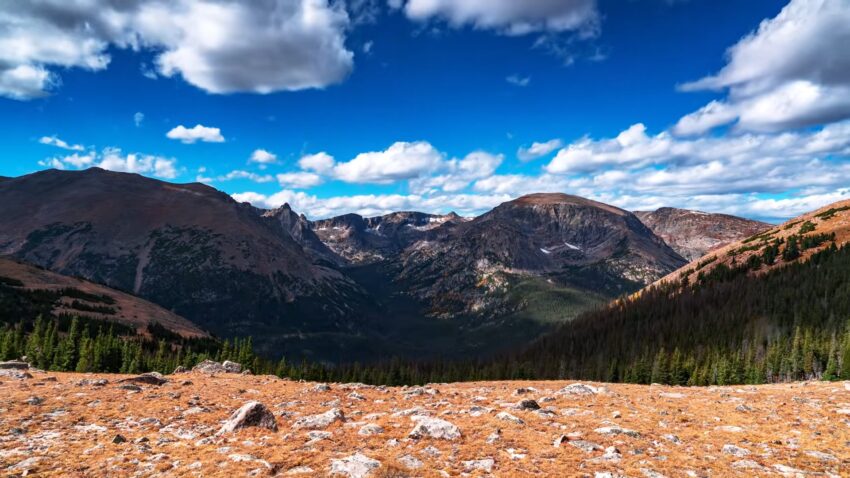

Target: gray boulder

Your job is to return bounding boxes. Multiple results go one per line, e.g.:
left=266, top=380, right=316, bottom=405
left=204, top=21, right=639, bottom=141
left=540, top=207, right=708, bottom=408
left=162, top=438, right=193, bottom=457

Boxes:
left=218, top=401, right=278, bottom=434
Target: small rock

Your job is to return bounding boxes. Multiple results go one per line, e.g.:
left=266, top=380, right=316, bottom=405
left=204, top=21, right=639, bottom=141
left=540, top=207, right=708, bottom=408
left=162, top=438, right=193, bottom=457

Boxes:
left=594, top=426, right=640, bottom=438
left=569, top=440, right=603, bottom=453
left=516, top=399, right=540, bottom=410
left=463, top=458, right=495, bottom=473
left=329, top=453, right=380, bottom=478
left=222, top=360, right=242, bottom=373
left=119, top=372, right=167, bottom=386
left=486, top=429, right=501, bottom=444
left=119, top=384, right=142, bottom=392
left=496, top=411, right=524, bottom=424
left=172, top=366, right=187, bottom=374
left=217, top=401, right=278, bottom=434
left=358, top=424, right=384, bottom=436
left=398, top=454, right=423, bottom=470
left=408, top=416, right=461, bottom=440
left=293, top=408, right=345, bottom=430
left=722, top=444, right=750, bottom=457
left=25, top=396, right=44, bottom=406
left=285, top=466, right=315, bottom=475
left=112, top=434, right=127, bottom=444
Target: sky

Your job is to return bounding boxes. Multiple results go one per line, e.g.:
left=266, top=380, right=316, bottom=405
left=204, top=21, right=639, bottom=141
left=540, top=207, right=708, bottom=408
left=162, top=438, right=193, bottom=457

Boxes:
left=1, top=0, right=849, bottom=222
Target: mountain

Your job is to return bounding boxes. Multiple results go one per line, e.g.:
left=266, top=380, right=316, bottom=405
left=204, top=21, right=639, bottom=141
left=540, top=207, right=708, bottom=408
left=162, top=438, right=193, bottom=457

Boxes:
left=311, top=211, right=465, bottom=264
left=311, top=193, right=687, bottom=328
left=492, top=199, right=850, bottom=386
left=396, top=193, right=687, bottom=318
left=0, top=168, right=366, bottom=357
left=634, top=207, right=772, bottom=261
left=0, top=256, right=208, bottom=338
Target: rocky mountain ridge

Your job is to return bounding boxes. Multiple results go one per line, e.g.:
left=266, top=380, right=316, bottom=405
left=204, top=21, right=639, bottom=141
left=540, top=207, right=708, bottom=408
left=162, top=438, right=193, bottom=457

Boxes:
left=634, top=207, right=772, bottom=261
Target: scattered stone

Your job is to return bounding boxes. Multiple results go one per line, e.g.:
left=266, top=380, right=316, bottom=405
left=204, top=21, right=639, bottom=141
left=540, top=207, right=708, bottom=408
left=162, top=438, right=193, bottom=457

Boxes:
left=486, top=429, right=501, bottom=444
left=0, top=369, right=32, bottom=379
left=118, top=384, right=142, bottom=392
left=358, top=424, right=384, bottom=436
left=804, top=450, right=837, bottom=462
left=25, top=396, right=44, bottom=405
left=112, top=434, right=127, bottom=444
left=119, top=372, right=167, bottom=386
left=556, top=383, right=599, bottom=395
left=662, top=434, right=681, bottom=444
left=217, top=401, right=278, bottom=434
left=463, top=458, right=495, bottom=473
left=715, top=425, right=744, bottom=433
left=773, top=464, right=807, bottom=477
left=408, top=416, right=461, bottom=440
left=640, top=469, right=668, bottom=478
left=0, top=360, right=30, bottom=370
left=222, top=360, right=242, bottom=373
left=569, top=440, right=603, bottom=453
left=731, top=460, right=766, bottom=471
left=348, top=391, right=366, bottom=401
left=496, top=411, right=524, bottom=424
left=516, top=399, right=540, bottom=410
left=312, top=383, right=331, bottom=392
left=722, top=444, right=750, bottom=457
left=594, top=426, right=640, bottom=438
left=397, top=454, right=423, bottom=470
left=293, top=408, right=344, bottom=430
left=329, top=453, right=380, bottom=478
left=612, top=410, right=622, bottom=418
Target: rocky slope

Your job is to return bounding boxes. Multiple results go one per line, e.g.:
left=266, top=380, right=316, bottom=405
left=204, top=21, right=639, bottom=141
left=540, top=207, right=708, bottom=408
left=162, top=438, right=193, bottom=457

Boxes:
left=0, top=257, right=207, bottom=338
left=1, top=368, right=847, bottom=476
left=396, top=194, right=686, bottom=319
left=0, top=168, right=365, bottom=354
left=635, top=207, right=772, bottom=261
left=656, top=199, right=850, bottom=289
left=310, top=211, right=465, bottom=264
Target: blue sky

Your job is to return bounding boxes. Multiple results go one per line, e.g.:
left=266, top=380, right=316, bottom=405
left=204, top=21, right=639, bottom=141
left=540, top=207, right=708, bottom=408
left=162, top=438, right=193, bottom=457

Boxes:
left=2, top=0, right=849, bottom=221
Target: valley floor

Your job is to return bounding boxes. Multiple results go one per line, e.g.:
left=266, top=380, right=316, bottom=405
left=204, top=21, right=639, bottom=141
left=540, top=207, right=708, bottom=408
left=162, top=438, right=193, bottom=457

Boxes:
left=0, top=371, right=848, bottom=477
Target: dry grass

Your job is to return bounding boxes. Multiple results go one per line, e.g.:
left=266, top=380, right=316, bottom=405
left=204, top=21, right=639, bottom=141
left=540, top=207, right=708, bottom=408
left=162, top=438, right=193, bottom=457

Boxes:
left=1, top=371, right=848, bottom=477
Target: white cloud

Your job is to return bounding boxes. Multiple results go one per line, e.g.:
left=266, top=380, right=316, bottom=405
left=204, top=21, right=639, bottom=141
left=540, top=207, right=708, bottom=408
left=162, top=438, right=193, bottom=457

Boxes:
left=402, top=0, right=599, bottom=36
left=250, top=149, right=277, bottom=164
left=276, top=172, right=323, bottom=189
left=97, top=148, right=180, bottom=179
left=299, top=152, right=336, bottom=174
left=506, top=74, right=530, bottom=87
left=0, top=0, right=354, bottom=100
left=333, top=141, right=445, bottom=183
left=233, top=189, right=511, bottom=218
left=166, top=124, right=225, bottom=144
left=517, top=138, right=563, bottom=161
left=134, top=112, right=144, bottom=127
left=409, top=151, right=503, bottom=193
left=216, top=170, right=275, bottom=183
left=39, top=135, right=84, bottom=151
left=39, top=147, right=179, bottom=179
left=675, top=0, right=850, bottom=134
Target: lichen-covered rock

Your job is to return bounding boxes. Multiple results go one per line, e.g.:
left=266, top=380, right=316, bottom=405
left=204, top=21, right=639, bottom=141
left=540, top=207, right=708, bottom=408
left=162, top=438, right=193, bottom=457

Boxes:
left=217, top=401, right=277, bottom=434
left=329, top=453, right=380, bottom=478
left=408, top=416, right=461, bottom=440
left=293, top=408, right=345, bottom=430
left=119, top=372, right=167, bottom=386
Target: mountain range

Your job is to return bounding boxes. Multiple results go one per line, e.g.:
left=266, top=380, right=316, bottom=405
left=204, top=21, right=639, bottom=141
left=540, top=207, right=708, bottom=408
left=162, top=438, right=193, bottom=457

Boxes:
left=0, top=168, right=774, bottom=361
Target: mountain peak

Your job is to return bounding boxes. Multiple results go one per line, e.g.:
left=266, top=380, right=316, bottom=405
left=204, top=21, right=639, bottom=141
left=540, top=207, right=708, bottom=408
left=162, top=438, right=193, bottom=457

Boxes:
left=510, top=193, right=628, bottom=216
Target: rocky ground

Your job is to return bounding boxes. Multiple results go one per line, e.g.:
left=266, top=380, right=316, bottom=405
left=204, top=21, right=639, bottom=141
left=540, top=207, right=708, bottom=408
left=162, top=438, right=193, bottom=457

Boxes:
left=1, top=366, right=848, bottom=477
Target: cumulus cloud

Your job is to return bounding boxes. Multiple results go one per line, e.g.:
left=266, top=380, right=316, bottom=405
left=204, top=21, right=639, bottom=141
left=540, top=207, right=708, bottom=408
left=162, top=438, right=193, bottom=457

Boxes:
left=409, top=151, right=503, bottom=193
left=402, top=0, right=599, bottom=36
left=298, top=152, right=336, bottom=174
left=674, top=0, right=850, bottom=134
left=41, top=147, right=179, bottom=179
left=0, top=0, right=354, bottom=100
left=276, top=172, right=323, bottom=189
left=215, top=170, right=275, bottom=183
left=39, top=135, right=84, bottom=151
left=166, top=124, right=225, bottom=144
left=134, top=112, right=144, bottom=127
left=333, top=141, right=445, bottom=183
left=517, top=138, right=563, bottom=161
left=250, top=149, right=278, bottom=164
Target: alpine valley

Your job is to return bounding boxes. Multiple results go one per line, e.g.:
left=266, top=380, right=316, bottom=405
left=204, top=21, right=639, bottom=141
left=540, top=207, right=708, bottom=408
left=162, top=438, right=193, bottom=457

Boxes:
left=0, top=168, right=769, bottom=362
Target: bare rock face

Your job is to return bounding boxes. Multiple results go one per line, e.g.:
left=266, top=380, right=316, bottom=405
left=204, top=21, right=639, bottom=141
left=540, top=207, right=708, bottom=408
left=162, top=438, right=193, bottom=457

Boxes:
left=328, top=453, right=380, bottom=478
left=217, top=401, right=278, bottom=434
left=634, top=207, right=771, bottom=261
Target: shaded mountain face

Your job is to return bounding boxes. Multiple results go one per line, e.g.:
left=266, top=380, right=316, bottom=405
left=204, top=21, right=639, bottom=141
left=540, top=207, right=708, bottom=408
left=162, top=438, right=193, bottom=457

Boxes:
left=634, top=207, right=772, bottom=261
left=0, top=257, right=208, bottom=338
left=311, top=211, right=465, bottom=264
left=0, top=168, right=366, bottom=354
left=395, top=194, right=687, bottom=318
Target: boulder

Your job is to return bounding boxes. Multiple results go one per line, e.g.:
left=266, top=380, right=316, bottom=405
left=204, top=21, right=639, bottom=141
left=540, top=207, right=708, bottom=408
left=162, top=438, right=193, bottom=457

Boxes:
left=408, top=416, right=461, bottom=440
left=223, top=360, right=242, bottom=373
left=0, top=360, right=30, bottom=370
left=191, top=360, right=227, bottom=374
left=119, top=372, right=167, bottom=386
left=293, top=408, right=345, bottom=430
left=217, top=401, right=278, bottom=434
left=556, top=383, right=600, bottom=396
left=329, top=453, right=380, bottom=478
left=516, top=399, right=540, bottom=410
